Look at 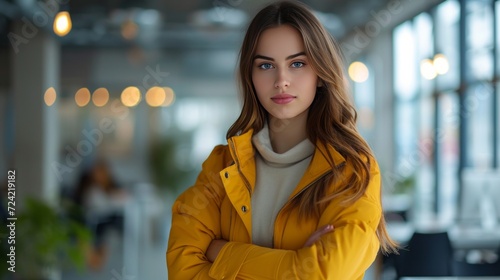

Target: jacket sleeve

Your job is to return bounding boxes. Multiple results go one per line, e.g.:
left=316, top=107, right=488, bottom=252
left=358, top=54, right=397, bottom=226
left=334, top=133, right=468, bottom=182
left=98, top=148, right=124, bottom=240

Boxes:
left=208, top=162, right=382, bottom=280
left=167, top=146, right=228, bottom=280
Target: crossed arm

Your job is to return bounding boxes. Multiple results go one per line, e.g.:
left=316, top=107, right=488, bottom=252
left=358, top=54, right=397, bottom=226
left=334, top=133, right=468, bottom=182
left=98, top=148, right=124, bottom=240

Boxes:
left=206, top=224, right=335, bottom=262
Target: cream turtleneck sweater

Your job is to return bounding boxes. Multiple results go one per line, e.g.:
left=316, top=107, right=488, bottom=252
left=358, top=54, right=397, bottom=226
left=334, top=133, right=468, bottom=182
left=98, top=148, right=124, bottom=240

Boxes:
left=250, top=123, right=315, bottom=247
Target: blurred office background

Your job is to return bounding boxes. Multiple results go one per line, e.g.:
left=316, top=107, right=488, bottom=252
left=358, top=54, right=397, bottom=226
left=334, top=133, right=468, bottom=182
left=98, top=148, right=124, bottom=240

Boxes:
left=0, top=0, right=499, bottom=279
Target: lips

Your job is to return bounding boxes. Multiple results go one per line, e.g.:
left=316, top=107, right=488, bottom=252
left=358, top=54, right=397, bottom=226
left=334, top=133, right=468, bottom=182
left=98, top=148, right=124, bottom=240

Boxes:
left=271, top=93, right=296, bottom=104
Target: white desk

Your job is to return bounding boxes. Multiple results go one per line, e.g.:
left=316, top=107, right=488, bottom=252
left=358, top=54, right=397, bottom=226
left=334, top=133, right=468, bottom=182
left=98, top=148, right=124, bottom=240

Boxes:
left=387, top=222, right=500, bottom=250
left=401, top=276, right=500, bottom=280
left=450, top=225, right=500, bottom=250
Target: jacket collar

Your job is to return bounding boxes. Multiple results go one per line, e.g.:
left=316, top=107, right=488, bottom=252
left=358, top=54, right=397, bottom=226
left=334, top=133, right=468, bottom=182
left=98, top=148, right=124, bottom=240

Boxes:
left=228, top=129, right=256, bottom=170
left=227, top=128, right=346, bottom=195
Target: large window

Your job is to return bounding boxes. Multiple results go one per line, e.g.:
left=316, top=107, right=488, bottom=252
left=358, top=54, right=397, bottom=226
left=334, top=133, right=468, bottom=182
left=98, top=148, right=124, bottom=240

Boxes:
left=467, top=1, right=494, bottom=82
left=465, top=84, right=495, bottom=167
left=392, top=0, right=500, bottom=221
left=437, top=91, right=459, bottom=219
left=436, top=1, right=460, bottom=91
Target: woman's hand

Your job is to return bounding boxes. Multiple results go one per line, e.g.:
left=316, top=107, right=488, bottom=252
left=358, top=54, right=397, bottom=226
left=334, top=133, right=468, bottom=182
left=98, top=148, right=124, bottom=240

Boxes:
left=206, top=239, right=228, bottom=262
left=303, top=224, right=334, bottom=247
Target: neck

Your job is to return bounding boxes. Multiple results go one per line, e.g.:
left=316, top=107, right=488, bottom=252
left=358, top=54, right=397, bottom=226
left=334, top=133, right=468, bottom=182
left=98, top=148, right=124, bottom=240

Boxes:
left=268, top=111, right=309, bottom=154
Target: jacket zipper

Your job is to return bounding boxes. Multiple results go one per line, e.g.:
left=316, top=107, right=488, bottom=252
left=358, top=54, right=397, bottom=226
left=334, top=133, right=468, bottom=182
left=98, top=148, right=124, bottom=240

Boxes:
left=271, top=170, right=331, bottom=248
left=229, top=139, right=252, bottom=195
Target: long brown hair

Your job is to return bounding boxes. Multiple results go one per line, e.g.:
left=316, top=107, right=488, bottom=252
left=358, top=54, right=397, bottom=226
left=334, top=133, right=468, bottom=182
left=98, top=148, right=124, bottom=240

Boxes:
left=227, top=0, right=398, bottom=254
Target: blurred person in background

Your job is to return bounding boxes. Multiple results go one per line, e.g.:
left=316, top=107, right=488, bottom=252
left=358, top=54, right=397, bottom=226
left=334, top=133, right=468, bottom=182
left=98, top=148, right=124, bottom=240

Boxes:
left=73, top=158, right=128, bottom=270
left=167, top=1, right=398, bottom=279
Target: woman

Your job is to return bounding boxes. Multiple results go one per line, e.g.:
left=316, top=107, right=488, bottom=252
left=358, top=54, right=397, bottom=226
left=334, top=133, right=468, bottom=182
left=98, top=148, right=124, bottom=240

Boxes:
left=167, top=1, right=398, bottom=279
left=74, top=160, right=128, bottom=270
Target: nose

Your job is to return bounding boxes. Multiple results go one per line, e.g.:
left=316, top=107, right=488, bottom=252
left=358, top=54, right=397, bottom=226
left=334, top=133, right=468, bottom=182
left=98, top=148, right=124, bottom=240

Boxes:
left=274, top=69, right=290, bottom=89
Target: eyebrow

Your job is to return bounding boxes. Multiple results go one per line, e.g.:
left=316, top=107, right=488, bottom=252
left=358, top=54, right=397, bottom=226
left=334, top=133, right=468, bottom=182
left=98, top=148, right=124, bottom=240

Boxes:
left=253, top=51, right=306, bottom=61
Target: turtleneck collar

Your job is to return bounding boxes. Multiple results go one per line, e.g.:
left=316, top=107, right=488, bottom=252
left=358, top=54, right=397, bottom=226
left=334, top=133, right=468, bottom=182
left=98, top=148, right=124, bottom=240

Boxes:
left=252, top=122, right=315, bottom=167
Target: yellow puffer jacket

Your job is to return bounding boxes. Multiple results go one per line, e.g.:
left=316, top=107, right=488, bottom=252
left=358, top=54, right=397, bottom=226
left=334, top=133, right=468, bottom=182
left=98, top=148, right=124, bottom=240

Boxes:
left=167, top=129, right=382, bottom=280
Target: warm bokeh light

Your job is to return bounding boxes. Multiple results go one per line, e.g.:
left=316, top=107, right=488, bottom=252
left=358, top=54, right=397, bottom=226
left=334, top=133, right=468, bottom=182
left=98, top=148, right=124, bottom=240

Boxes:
left=75, top=88, right=91, bottom=107
left=433, top=53, right=449, bottom=75
left=121, top=20, right=139, bottom=40
left=146, top=87, right=166, bottom=107
left=348, top=61, right=369, bottom=83
left=53, top=11, right=72, bottom=37
left=163, top=87, right=175, bottom=107
left=92, top=88, right=109, bottom=107
left=420, top=58, right=437, bottom=80
left=121, top=86, right=141, bottom=107
left=44, top=87, right=57, bottom=106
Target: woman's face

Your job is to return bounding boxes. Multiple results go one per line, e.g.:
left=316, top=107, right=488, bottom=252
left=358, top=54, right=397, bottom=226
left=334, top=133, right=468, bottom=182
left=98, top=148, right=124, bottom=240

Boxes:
left=252, top=24, right=319, bottom=124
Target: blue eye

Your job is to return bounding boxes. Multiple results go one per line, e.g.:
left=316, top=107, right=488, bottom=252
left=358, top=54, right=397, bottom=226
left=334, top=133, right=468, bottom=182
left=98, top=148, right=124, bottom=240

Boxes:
left=259, top=63, right=273, bottom=70
left=291, top=62, right=304, bottom=68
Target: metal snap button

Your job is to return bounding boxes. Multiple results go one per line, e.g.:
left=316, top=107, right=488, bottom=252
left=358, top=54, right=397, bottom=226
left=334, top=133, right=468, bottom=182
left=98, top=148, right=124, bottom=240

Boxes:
left=241, top=205, right=247, bottom=213
left=224, top=172, right=229, bottom=179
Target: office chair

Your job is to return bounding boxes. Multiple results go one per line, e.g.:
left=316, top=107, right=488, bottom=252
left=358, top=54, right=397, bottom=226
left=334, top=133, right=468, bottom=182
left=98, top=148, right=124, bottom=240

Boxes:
left=394, top=231, right=453, bottom=279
